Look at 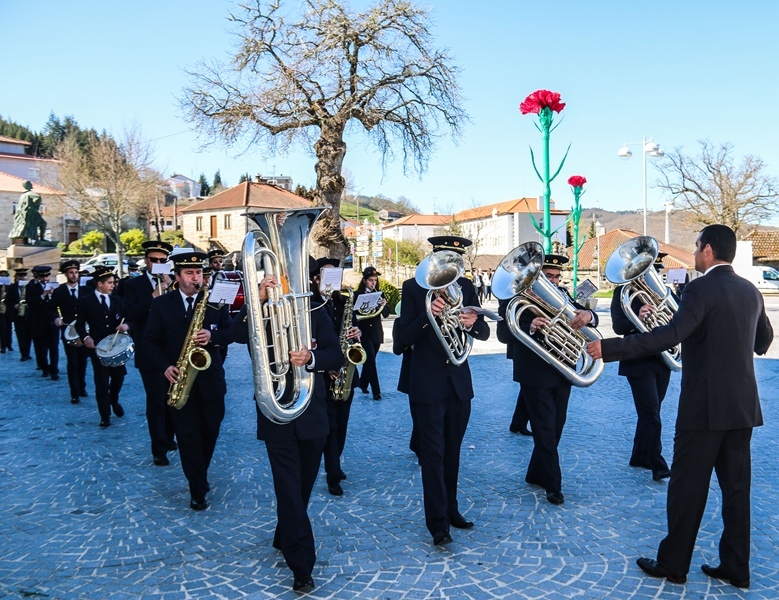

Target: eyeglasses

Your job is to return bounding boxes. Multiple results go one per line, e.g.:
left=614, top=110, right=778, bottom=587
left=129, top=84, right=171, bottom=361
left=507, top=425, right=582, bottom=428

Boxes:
left=148, top=257, right=168, bottom=264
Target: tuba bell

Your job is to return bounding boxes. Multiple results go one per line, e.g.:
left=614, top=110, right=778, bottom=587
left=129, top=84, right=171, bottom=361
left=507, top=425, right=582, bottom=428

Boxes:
left=605, top=235, right=681, bottom=371
left=493, top=242, right=603, bottom=387
left=242, top=207, right=327, bottom=424
left=414, top=249, right=473, bottom=366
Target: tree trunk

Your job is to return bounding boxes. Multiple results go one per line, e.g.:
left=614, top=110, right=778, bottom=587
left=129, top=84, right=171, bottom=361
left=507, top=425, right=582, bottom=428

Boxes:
left=313, top=124, right=349, bottom=259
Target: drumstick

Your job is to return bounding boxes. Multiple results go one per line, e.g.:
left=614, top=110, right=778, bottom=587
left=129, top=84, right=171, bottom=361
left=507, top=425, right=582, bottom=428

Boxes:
left=107, top=318, right=125, bottom=351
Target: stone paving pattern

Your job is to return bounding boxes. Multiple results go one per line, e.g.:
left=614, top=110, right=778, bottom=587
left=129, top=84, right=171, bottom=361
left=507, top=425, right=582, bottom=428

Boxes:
left=2, top=298, right=779, bottom=599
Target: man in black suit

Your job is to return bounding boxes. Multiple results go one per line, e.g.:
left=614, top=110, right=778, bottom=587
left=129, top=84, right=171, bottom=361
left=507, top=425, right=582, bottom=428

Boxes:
left=394, top=235, right=490, bottom=546
left=26, top=265, right=60, bottom=379
left=232, top=267, right=342, bottom=593
left=123, top=240, right=177, bottom=466
left=610, top=253, right=672, bottom=482
left=52, top=260, right=90, bottom=404
left=76, top=266, right=129, bottom=427
left=6, top=268, right=32, bottom=361
left=588, top=224, right=773, bottom=588
left=143, top=250, right=232, bottom=511
left=0, top=269, right=12, bottom=353
left=355, top=266, right=389, bottom=400
left=497, top=254, right=599, bottom=506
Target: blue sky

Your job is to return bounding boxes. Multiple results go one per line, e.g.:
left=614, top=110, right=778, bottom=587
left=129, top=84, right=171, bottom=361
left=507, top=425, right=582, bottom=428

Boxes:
left=2, top=1, right=777, bottom=235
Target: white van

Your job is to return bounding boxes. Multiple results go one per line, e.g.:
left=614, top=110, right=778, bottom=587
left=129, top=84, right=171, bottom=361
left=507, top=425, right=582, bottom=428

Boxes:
left=734, top=265, right=779, bottom=293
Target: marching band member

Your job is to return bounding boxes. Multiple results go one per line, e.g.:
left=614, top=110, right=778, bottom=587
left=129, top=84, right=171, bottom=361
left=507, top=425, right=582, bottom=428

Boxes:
left=355, top=266, right=389, bottom=400
left=497, top=254, right=598, bottom=505
left=207, top=249, right=225, bottom=286
left=394, top=235, right=489, bottom=546
left=123, top=240, right=178, bottom=466
left=27, top=265, right=60, bottom=379
left=143, top=250, right=232, bottom=511
left=76, top=266, right=129, bottom=427
left=52, top=260, right=89, bottom=404
left=0, top=269, right=11, bottom=354
left=6, top=268, right=32, bottom=361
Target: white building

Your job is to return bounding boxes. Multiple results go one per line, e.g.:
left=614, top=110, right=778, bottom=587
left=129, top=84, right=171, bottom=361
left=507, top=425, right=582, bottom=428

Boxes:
left=381, top=213, right=453, bottom=244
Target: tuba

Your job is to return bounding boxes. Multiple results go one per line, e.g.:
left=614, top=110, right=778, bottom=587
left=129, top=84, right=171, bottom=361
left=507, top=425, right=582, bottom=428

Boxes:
left=493, top=242, right=603, bottom=387
left=414, top=250, right=474, bottom=366
left=331, top=287, right=367, bottom=401
left=242, top=207, right=327, bottom=424
left=605, top=236, right=681, bottom=371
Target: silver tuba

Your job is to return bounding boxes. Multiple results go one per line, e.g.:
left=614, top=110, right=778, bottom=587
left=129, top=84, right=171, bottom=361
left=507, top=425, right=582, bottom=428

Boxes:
left=605, top=235, right=681, bottom=371
left=242, top=207, right=327, bottom=424
left=414, top=250, right=473, bottom=366
left=493, top=242, right=603, bottom=387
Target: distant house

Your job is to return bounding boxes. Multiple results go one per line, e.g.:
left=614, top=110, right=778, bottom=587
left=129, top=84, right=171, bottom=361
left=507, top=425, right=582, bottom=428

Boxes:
left=743, top=230, right=779, bottom=269
left=377, top=208, right=403, bottom=222
left=167, top=174, right=201, bottom=200
left=0, top=135, right=59, bottom=186
left=180, top=179, right=313, bottom=253
left=381, top=213, right=452, bottom=244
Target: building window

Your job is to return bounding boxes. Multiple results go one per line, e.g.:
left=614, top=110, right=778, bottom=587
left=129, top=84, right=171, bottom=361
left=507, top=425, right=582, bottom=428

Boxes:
left=224, top=214, right=232, bottom=230
left=196, top=216, right=203, bottom=231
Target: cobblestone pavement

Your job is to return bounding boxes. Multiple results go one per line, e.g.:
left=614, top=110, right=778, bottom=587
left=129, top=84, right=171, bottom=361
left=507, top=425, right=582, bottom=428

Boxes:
left=2, top=299, right=779, bottom=599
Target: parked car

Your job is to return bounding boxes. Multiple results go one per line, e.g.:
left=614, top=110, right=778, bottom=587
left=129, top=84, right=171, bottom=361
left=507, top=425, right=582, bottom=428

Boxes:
left=83, top=254, right=129, bottom=270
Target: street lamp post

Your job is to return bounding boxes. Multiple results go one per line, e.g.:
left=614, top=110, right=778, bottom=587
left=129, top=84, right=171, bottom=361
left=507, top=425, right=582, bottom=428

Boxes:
left=618, top=137, right=665, bottom=236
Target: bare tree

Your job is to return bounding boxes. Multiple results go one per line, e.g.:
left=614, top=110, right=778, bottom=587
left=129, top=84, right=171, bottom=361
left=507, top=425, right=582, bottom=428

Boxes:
left=181, top=0, right=467, bottom=258
left=55, top=128, right=161, bottom=276
left=655, top=140, right=779, bottom=237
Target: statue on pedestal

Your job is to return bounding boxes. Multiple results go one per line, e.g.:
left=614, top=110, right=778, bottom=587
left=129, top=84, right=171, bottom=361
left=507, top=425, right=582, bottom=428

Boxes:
left=9, top=181, right=47, bottom=244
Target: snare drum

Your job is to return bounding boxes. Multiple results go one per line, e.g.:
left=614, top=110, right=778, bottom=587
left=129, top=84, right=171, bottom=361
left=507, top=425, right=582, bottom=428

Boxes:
left=64, top=320, right=82, bottom=346
left=95, top=333, right=135, bottom=367
left=220, top=271, right=245, bottom=316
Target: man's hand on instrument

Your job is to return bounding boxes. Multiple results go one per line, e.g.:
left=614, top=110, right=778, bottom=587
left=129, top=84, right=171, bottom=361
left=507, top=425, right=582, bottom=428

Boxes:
left=54, top=317, right=63, bottom=327
left=116, top=323, right=129, bottom=333
left=84, top=336, right=95, bottom=349
left=638, top=304, right=654, bottom=320
left=164, top=365, right=180, bottom=384
left=586, top=340, right=602, bottom=360
left=259, top=275, right=278, bottom=302
left=289, top=346, right=312, bottom=367
left=529, top=317, right=548, bottom=335
left=346, top=326, right=361, bottom=340
left=458, top=308, right=477, bottom=329
left=570, top=309, right=593, bottom=330
left=430, top=295, right=446, bottom=317
left=194, top=329, right=211, bottom=345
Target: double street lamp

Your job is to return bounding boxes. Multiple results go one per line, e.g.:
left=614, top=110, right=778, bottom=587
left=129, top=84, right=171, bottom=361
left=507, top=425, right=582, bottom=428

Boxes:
left=618, top=137, right=665, bottom=235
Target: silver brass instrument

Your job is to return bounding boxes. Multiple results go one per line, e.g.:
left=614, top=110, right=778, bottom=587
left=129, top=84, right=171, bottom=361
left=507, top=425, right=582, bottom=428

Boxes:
left=605, top=235, right=681, bottom=371
left=355, top=289, right=384, bottom=321
left=415, top=249, right=474, bottom=366
left=167, top=285, right=212, bottom=410
left=331, top=287, right=367, bottom=401
left=242, top=207, right=327, bottom=424
left=493, top=242, right=603, bottom=387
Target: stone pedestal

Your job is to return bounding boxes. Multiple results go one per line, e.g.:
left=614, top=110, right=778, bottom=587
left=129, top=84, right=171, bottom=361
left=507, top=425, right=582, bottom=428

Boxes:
left=5, top=244, right=63, bottom=272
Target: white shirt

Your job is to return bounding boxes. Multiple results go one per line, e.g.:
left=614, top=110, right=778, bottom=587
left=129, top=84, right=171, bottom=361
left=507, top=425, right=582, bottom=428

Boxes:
left=704, top=263, right=728, bottom=275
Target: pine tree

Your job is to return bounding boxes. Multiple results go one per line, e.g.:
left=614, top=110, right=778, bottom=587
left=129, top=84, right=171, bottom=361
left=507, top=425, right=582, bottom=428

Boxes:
left=212, top=169, right=223, bottom=191
left=198, top=173, right=211, bottom=196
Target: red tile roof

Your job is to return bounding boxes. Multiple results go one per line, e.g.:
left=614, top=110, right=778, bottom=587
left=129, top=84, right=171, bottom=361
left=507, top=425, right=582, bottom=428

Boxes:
left=383, top=214, right=452, bottom=228
left=0, top=171, right=64, bottom=195
left=455, top=198, right=569, bottom=222
left=180, top=181, right=313, bottom=212
left=0, top=135, right=30, bottom=146
left=744, top=230, right=779, bottom=262
left=571, top=228, right=694, bottom=270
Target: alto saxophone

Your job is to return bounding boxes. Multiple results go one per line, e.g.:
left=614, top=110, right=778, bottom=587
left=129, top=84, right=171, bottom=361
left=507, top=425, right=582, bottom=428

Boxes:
left=331, top=287, right=366, bottom=401
left=18, top=284, right=27, bottom=318
left=0, top=285, right=6, bottom=315
left=168, top=285, right=213, bottom=410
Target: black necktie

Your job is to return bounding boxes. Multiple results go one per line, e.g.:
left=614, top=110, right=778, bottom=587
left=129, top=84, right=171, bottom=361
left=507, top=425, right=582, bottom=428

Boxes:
left=71, top=288, right=77, bottom=300
left=100, top=294, right=108, bottom=312
left=186, top=297, right=194, bottom=320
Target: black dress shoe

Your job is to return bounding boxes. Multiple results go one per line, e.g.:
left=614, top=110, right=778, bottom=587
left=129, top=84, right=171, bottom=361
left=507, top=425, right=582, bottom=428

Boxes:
left=449, top=513, right=474, bottom=529
left=328, top=482, right=343, bottom=496
left=70, top=397, right=79, bottom=404
left=432, top=530, right=453, bottom=546
left=373, top=393, right=382, bottom=400
left=292, top=574, right=315, bottom=593
left=99, top=420, right=110, bottom=428
left=701, top=564, right=749, bottom=588
left=190, top=497, right=209, bottom=511
left=546, top=491, right=565, bottom=505
left=652, top=468, right=671, bottom=481
left=50, top=373, right=59, bottom=381
left=20, top=356, right=31, bottom=361
left=153, top=455, right=170, bottom=466
left=360, top=387, right=368, bottom=394
left=111, top=403, right=124, bottom=417
left=41, top=371, right=49, bottom=378
left=636, top=557, right=686, bottom=584
left=339, top=469, right=347, bottom=481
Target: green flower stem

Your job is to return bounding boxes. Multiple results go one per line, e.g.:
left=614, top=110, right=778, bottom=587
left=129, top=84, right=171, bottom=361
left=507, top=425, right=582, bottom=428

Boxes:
left=571, top=187, right=583, bottom=290
left=540, top=107, right=553, bottom=253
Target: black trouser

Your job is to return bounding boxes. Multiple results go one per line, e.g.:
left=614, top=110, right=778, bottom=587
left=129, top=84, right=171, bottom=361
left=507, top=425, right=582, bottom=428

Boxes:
left=140, top=369, right=176, bottom=458
left=323, top=389, right=354, bottom=485
left=266, top=436, right=326, bottom=578
left=358, top=336, right=381, bottom=395
left=63, top=340, right=88, bottom=398
left=33, top=326, right=59, bottom=375
left=0, top=313, right=12, bottom=350
left=168, top=386, right=225, bottom=499
left=523, top=383, right=571, bottom=494
left=626, top=367, right=670, bottom=473
left=411, top=379, right=471, bottom=536
left=510, top=389, right=529, bottom=430
left=657, top=428, right=752, bottom=580
left=88, top=351, right=126, bottom=421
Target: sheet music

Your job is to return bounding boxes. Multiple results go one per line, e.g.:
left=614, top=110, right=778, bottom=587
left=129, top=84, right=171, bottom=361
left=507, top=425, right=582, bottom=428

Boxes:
left=44, top=282, right=60, bottom=292
left=0, top=276, right=10, bottom=285
left=666, top=268, right=687, bottom=284
left=209, top=280, right=240, bottom=305
left=575, top=279, right=598, bottom=300
left=319, top=267, right=343, bottom=295
left=355, top=291, right=382, bottom=313
left=151, top=261, right=172, bottom=275
left=79, top=277, right=90, bottom=286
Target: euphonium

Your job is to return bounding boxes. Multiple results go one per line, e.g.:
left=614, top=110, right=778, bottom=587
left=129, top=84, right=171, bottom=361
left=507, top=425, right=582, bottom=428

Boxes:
left=605, top=235, right=681, bottom=371
left=242, top=207, right=327, bottom=424
left=331, top=287, right=367, bottom=401
left=414, top=249, right=474, bottom=366
left=167, top=284, right=212, bottom=410
left=493, top=242, right=603, bottom=387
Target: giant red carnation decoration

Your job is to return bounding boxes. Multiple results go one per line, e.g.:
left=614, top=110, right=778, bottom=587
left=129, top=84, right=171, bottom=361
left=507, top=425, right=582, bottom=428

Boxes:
left=519, top=90, right=566, bottom=115
left=567, top=175, right=587, bottom=188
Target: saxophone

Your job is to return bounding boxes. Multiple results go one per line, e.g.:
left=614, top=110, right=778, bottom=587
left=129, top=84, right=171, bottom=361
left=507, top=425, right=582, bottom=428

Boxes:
left=0, top=285, right=6, bottom=315
left=167, top=285, right=213, bottom=410
left=331, top=287, right=367, bottom=401
left=18, top=284, right=27, bottom=317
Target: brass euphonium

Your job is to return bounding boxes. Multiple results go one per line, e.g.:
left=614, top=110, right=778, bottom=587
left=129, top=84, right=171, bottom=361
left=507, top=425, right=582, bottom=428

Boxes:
left=331, top=287, right=367, bottom=401
left=605, top=235, right=681, bottom=371
left=414, top=249, right=474, bottom=366
left=167, top=284, right=212, bottom=410
left=242, top=207, right=327, bottom=424
left=493, top=242, right=603, bottom=387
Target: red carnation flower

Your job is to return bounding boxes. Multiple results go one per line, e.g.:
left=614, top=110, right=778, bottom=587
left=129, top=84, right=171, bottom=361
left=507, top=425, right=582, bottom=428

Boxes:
left=567, top=175, right=587, bottom=187
left=519, top=90, right=566, bottom=115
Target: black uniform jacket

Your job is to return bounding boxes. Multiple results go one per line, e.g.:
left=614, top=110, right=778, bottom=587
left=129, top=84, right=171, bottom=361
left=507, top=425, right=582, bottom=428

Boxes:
left=231, top=301, right=343, bottom=442
left=76, top=292, right=124, bottom=344
left=394, top=277, right=489, bottom=404
left=25, top=280, right=57, bottom=332
left=143, top=290, right=232, bottom=398
left=601, top=265, right=773, bottom=431
left=4, top=283, right=22, bottom=318
left=122, top=272, right=160, bottom=370
left=610, top=285, right=669, bottom=377
left=51, top=284, right=90, bottom=338
left=497, top=288, right=599, bottom=388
